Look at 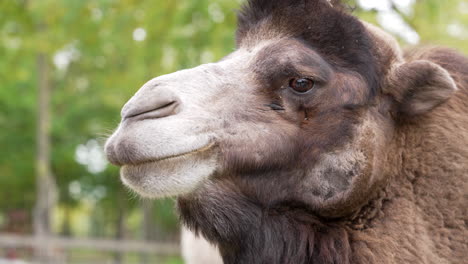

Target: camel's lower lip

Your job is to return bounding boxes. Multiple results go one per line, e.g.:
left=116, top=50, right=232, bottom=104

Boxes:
left=119, top=142, right=218, bottom=198
left=123, top=142, right=216, bottom=166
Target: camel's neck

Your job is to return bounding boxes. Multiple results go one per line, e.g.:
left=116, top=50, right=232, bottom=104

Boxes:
left=179, top=191, right=357, bottom=264
left=378, top=81, right=468, bottom=262
left=219, top=210, right=352, bottom=264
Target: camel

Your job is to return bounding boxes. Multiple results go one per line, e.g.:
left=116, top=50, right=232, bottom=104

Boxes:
left=105, top=0, right=468, bottom=263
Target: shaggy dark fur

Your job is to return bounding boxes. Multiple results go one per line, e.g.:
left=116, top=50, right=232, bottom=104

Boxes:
left=179, top=182, right=353, bottom=264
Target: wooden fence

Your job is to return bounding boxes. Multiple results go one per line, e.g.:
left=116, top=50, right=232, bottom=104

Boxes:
left=0, top=233, right=180, bottom=264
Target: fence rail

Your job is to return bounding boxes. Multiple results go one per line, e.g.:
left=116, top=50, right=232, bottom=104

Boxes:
left=0, top=233, right=179, bottom=255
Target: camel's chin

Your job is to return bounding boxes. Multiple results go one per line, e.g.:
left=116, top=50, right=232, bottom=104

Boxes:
left=120, top=154, right=217, bottom=198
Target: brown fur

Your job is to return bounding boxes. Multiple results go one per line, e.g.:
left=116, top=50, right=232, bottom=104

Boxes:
left=104, top=1, right=467, bottom=263
left=179, top=2, right=467, bottom=264
left=178, top=46, right=467, bottom=264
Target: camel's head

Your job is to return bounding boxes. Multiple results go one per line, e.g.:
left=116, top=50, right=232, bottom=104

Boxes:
left=105, top=0, right=456, bottom=218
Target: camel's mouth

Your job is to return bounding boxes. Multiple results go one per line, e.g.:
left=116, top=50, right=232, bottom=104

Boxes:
left=118, top=142, right=218, bottom=198
left=126, top=142, right=216, bottom=166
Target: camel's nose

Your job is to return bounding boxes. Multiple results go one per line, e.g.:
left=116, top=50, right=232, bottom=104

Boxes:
left=121, top=83, right=181, bottom=121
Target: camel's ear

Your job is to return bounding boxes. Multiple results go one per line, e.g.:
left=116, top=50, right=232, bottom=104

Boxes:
left=385, top=60, right=457, bottom=116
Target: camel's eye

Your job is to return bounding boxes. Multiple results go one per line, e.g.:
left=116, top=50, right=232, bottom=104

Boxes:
left=289, top=78, right=315, bottom=93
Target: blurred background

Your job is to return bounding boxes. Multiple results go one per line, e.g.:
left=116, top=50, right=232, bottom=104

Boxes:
left=0, top=0, right=466, bottom=263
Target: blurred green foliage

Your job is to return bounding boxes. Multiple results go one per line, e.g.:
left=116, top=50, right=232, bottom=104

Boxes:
left=1, top=0, right=241, bottom=240
left=0, top=0, right=466, bottom=257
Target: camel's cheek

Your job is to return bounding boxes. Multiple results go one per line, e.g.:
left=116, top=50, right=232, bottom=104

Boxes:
left=297, top=113, right=392, bottom=217
left=218, top=119, right=300, bottom=172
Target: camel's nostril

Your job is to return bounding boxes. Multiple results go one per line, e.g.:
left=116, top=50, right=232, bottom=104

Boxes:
left=124, top=100, right=179, bottom=120
left=121, top=85, right=181, bottom=121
